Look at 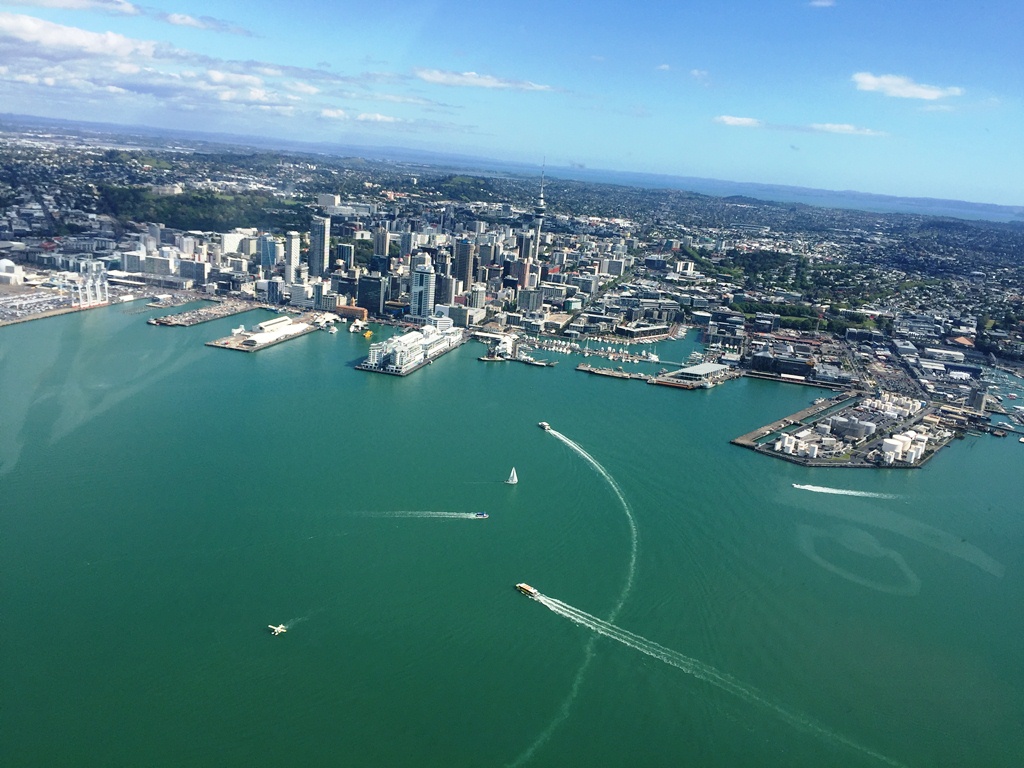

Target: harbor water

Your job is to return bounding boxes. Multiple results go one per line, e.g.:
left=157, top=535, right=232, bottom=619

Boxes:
left=2, top=304, right=1022, bottom=767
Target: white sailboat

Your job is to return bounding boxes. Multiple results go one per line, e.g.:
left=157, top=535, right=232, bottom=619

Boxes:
left=506, top=467, right=518, bottom=485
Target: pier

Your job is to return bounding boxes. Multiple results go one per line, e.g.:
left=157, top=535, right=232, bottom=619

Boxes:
left=148, top=299, right=259, bottom=327
left=205, top=312, right=326, bottom=352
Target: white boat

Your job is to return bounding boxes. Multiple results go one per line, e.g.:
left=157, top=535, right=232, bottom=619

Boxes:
left=506, top=467, right=518, bottom=485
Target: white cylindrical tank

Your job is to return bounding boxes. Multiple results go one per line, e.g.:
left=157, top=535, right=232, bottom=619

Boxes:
left=882, top=438, right=903, bottom=456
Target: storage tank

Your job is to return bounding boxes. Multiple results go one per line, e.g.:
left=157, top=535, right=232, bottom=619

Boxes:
left=882, top=438, right=903, bottom=456
left=816, top=423, right=831, bottom=435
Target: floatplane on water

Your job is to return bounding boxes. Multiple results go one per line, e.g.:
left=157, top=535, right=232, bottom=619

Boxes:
left=268, top=624, right=287, bottom=635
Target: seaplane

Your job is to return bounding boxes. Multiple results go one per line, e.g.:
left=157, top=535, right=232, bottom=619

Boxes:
left=268, top=624, right=287, bottom=635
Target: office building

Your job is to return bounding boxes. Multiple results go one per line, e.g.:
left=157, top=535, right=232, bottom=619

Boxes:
left=309, top=215, right=330, bottom=277
left=409, top=254, right=436, bottom=321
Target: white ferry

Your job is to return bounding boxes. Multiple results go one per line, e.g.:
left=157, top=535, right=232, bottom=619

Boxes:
left=516, top=583, right=539, bottom=597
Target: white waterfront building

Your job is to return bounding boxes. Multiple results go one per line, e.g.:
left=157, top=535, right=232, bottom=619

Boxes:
left=364, top=325, right=463, bottom=375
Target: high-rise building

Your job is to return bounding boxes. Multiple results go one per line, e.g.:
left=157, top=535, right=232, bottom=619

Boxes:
left=258, top=234, right=282, bottom=269
left=409, top=255, right=436, bottom=320
left=469, top=283, right=487, bottom=309
left=357, top=273, right=390, bottom=316
left=337, top=243, right=355, bottom=270
left=453, top=238, right=475, bottom=295
left=285, top=231, right=301, bottom=270
left=309, top=215, right=330, bottom=277
left=373, top=226, right=390, bottom=259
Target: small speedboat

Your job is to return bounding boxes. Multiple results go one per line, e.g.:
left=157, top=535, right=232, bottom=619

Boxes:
left=475, top=512, right=488, bottom=518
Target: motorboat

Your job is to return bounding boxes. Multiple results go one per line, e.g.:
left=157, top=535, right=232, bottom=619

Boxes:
left=538, top=421, right=550, bottom=431
left=475, top=512, right=489, bottom=518
left=515, top=583, right=539, bottom=597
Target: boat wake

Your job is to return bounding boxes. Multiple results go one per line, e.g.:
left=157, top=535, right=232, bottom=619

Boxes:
left=793, top=484, right=897, bottom=500
left=362, top=511, right=483, bottom=519
left=531, top=592, right=907, bottom=768
left=510, top=428, right=638, bottom=767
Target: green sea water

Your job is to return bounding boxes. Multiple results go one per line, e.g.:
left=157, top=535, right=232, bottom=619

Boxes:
left=2, top=304, right=1023, bottom=767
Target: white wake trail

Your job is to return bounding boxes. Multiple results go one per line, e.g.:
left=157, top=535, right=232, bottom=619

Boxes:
left=362, top=511, right=482, bottom=519
left=510, top=428, right=639, bottom=767
left=793, top=484, right=897, bottom=500
left=533, top=594, right=907, bottom=768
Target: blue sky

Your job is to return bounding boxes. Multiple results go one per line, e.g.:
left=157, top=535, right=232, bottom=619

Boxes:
left=0, top=0, right=1020, bottom=205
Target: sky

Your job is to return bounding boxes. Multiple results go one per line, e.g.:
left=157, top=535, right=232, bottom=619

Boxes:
left=0, top=0, right=1021, bottom=206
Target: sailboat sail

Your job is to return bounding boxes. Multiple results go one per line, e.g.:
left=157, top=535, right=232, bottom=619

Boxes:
left=506, top=467, right=518, bottom=485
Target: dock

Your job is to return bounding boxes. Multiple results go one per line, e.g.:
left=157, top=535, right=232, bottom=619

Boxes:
left=732, top=393, right=860, bottom=447
left=148, top=299, right=258, bottom=327
left=205, top=312, right=325, bottom=352
left=576, top=363, right=652, bottom=381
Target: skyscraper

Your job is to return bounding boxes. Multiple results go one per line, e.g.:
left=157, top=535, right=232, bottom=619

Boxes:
left=409, top=254, right=436, bottom=320
left=453, top=238, right=475, bottom=295
left=309, top=215, right=330, bottom=277
left=373, top=226, right=390, bottom=260
left=285, top=231, right=301, bottom=270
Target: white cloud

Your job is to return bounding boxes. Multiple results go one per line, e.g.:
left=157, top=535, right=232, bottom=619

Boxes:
left=156, top=12, right=252, bottom=36
left=163, top=13, right=204, bottom=29
left=715, top=115, right=763, bottom=127
left=690, top=69, right=708, bottom=80
left=810, top=122, right=884, bottom=136
left=356, top=112, right=402, bottom=122
left=206, top=69, right=262, bottom=87
left=320, top=108, right=348, bottom=119
left=288, top=81, right=319, bottom=95
left=0, top=0, right=139, bottom=13
left=656, top=64, right=670, bottom=71
left=715, top=114, right=882, bottom=135
left=852, top=72, right=963, bottom=100
left=809, top=0, right=835, bottom=7
left=0, top=12, right=156, bottom=57
left=414, top=68, right=552, bottom=91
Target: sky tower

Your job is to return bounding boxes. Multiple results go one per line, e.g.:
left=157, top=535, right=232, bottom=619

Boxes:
left=531, top=174, right=546, bottom=262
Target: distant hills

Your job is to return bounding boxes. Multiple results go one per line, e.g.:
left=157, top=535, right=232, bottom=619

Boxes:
left=2, top=112, right=1021, bottom=223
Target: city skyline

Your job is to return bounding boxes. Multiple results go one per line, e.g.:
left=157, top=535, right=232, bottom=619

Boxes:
left=0, top=1, right=1021, bottom=206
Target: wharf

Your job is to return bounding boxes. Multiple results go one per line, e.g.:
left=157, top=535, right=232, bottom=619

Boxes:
left=732, top=393, right=860, bottom=447
left=149, top=299, right=257, bottom=327
left=357, top=334, right=468, bottom=376
left=576, top=363, right=651, bottom=381
left=205, top=312, right=320, bottom=352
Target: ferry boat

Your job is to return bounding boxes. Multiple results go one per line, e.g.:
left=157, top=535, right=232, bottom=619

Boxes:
left=475, top=512, right=489, bottom=518
left=538, top=421, right=551, bottom=431
left=515, top=583, right=539, bottom=597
